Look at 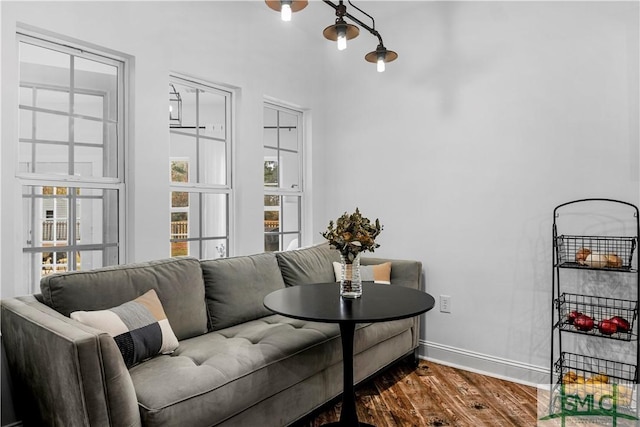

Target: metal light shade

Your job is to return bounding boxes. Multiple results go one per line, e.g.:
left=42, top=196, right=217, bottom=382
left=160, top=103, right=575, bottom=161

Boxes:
left=169, top=84, right=182, bottom=127
left=323, top=20, right=359, bottom=41
left=265, top=0, right=308, bottom=13
left=365, top=47, right=398, bottom=64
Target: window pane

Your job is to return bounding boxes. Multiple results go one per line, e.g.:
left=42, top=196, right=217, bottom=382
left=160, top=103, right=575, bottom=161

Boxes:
left=264, top=106, right=277, bottom=127
left=22, top=185, right=118, bottom=246
left=264, top=149, right=278, bottom=187
left=172, top=83, right=197, bottom=135
left=170, top=133, right=196, bottom=183
left=171, top=161, right=189, bottom=183
left=202, top=239, right=227, bottom=259
left=171, top=191, right=189, bottom=208
left=74, top=93, right=104, bottom=118
left=264, top=233, right=280, bottom=253
left=36, top=88, right=69, bottom=113
left=20, top=86, right=33, bottom=107
left=74, top=117, right=103, bottom=144
left=199, top=139, right=226, bottom=185
left=20, top=43, right=70, bottom=89
left=199, top=90, right=226, bottom=140
left=19, top=109, right=33, bottom=139
left=74, top=57, right=118, bottom=121
left=278, top=110, right=298, bottom=151
left=74, top=145, right=105, bottom=177
left=283, top=234, right=299, bottom=251
left=201, top=193, right=227, bottom=237
left=281, top=196, right=300, bottom=232
left=280, top=150, right=300, bottom=190
left=35, top=111, right=68, bottom=141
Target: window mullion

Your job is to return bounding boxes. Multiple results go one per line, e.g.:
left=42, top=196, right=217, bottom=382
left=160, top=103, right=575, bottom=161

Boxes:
left=68, top=55, right=75, bottom=176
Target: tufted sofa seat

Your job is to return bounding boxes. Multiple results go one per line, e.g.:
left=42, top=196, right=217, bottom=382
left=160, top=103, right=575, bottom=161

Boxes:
left=2, top=243, right=424, bottom=426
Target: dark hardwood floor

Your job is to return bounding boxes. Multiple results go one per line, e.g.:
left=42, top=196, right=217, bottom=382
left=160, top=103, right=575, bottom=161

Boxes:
left=296, top=359, right=540, bottom=427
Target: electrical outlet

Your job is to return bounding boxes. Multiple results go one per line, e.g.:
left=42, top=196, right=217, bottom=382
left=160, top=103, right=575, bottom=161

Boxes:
left=439, top=295, right=451, bottom=313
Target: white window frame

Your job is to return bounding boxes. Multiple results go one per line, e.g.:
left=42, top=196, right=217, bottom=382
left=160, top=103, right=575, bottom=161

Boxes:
left=17, top=30, right=128, bottom=292
left=263, top=101, right=304, bottom=252
left=169, top=74, right=233, bottom=259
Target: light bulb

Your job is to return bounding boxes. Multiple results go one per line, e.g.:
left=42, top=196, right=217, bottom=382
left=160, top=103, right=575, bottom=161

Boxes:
left=281, top=3, right=292, bottom=21
left=337, top=35, right=347, bottom=50
left=377, top=58, right=385, bottom=72
left=337, top=27, right=347, bottom=51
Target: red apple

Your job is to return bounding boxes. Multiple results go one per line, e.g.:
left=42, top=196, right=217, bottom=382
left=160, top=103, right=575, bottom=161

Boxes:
left=598, top=319, right=618, bottom=335
left=567, top=310, right=582, bottom=325
left=574, top=315, right=594, bottom=332
left=610, top=316, right=631, bottom=333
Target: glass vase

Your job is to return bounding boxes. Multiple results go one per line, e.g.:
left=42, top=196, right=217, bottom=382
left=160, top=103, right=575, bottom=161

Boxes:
left=340, top=252, right=362, bottom=298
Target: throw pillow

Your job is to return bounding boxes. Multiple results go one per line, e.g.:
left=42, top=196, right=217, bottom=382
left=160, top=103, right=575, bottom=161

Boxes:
left=70, top=289, right=179, bottom=368
left=332, top=261, right=392, bottom=284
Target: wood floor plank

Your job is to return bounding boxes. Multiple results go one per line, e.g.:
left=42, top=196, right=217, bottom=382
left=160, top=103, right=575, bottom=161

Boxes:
left=294, top=359, right=539, bottom=427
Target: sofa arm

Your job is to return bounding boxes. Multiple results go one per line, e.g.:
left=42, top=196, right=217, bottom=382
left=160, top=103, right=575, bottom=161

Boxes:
left=361, top=257, right=423, bottom=290
left=1, top=296, right=141, bottom=427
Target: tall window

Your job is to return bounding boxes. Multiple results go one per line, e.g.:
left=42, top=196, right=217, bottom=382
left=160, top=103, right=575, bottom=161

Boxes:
left=263, top=102, right=303, bottom=252
left=18, top=33, right=125, bottom=291
left=169, top=76, right=232, bottom=259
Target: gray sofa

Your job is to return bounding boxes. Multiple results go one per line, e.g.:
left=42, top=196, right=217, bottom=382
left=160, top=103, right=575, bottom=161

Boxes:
left=1, top=243, right=424, bottom=427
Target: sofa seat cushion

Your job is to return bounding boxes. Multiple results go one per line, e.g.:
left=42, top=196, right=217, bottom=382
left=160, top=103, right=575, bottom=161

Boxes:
left=130, top=314, right=414, bottom=427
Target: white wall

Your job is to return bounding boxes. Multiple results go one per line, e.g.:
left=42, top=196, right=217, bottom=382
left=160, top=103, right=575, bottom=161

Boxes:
left=1, top=0, right=638, bottom=395
left=315, top=1, right=639, bottom=383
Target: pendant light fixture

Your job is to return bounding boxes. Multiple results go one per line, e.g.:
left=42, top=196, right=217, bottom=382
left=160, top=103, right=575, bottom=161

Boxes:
left=322, top=2, right=359, bottom=51
left=265, top=0, right=308, bottom=22
left=265, top=0, right=398, bottom=72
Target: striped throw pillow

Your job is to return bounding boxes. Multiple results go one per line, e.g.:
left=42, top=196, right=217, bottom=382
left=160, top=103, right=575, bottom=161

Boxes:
left=332, top=261, right=392, bottom=284
left=71, top=289, right=179, bottom=368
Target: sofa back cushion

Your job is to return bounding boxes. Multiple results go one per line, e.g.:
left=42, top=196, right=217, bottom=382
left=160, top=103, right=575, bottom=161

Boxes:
left=201, top=252, right=286, bottom=331
left=275, top=243, right=339, bottom=287
left=40, top=257, right=208, bottom=341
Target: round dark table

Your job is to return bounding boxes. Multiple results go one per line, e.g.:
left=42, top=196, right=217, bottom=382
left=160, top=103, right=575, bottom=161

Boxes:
left=263, top=283, right=435, bottom=427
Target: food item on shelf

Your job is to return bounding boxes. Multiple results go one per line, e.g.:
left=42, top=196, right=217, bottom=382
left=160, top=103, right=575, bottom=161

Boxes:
left=584, top=253, right=608, bottom=268
left=576, top=248, right=591, bottom=264
left=605, top=253, right=623, bottom=268
left=563, top=371, right=578, bottom=384
left=567, top=310, right=582, bottom=324
left=617, top=385, right=633, bottom=406
left=598, top=319, right=618, bottom=335
left=609, top=316, right=631, bottom=333
left=591, top=373, right=609, bottom=383
left=574, top=314, right=594, bottom=331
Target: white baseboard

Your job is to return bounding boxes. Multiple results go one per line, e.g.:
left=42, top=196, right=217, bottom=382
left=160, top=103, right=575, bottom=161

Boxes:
left=419, top=340, right=550, bottom=387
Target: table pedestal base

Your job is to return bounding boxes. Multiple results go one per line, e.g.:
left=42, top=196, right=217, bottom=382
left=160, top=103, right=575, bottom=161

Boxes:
left=320, top=321, right=377, bottom=427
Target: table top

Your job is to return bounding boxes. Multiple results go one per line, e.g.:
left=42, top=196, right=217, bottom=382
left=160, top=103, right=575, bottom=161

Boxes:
left=263, top=283, right=435, bottom=324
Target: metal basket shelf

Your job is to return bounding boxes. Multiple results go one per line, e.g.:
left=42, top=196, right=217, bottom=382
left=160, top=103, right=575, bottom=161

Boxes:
left=556, top=293, right=638, bottom=341
left=554, top=352, right=637, bottom=409
left=555, top=352, right=637, bottom=386
left=555, top=235, right=636, bottom=272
